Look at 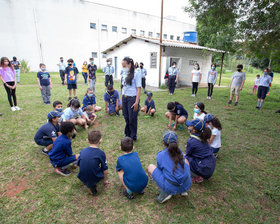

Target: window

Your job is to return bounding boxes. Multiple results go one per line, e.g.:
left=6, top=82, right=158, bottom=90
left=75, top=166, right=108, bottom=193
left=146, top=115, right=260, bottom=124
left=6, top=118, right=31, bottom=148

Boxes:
left=140, top=30, right=145, bottom=36
left=131, top=29, right=136, bottom=35
left=170, top=35, right=174, bottom=40
left=112, top=26, right=117, bottom=32
left=90, top=23, right=96, bottom=29
left=156, top=33, right=160, bottom=38
left=92, top=52, right=98, bottom=58
left=101, top=24, right=107, bottom=31
left=150, top=52, right=157, bottom=68
left=177, top=36, right=180, bottom=41
left=163, top=34, right=167, bottom=39
left=148, top=32, right=153, bottom=37
left=122, top=27, right=127, bottom=34
left=102, top=53, right=107, bottom=58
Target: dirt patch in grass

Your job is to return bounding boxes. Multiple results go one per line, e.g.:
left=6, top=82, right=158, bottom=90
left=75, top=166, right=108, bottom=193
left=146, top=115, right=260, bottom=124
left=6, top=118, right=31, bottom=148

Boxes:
left=2, top=178, right=29, bottom=197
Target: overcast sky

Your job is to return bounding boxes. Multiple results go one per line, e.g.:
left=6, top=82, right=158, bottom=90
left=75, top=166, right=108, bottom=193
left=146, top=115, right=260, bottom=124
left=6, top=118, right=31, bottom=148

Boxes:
left=86, top=0, right=196, bottom=26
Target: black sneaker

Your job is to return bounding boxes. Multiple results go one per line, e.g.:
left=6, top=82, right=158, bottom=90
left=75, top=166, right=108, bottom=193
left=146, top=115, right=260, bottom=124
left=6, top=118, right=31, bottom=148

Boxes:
left=41, top=148, right=49, bottom=156
left=68, top=97, right=72, bottom=101
left=228, top=100, right=232, bottom=104
left=157, top=191, right=172, bottom=203
left=116, top=111, right=120, bottom=116
left=90, top=186, right=97, bottom=195
left=46, top=101, right=51, bottom=105
left=256, top=106, right=260, bottom=109
left=151, top=113, right=154, bottom=117
left=275, top=109, right=280, bottom=113
left=234, top=102, right=238, bottom=106
left=123, top=189, right=134, bottom=200
left=55, top=168, right=71, bottom=177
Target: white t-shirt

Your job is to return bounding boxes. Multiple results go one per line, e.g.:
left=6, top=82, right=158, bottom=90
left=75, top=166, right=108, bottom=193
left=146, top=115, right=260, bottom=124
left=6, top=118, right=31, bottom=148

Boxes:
left=193, top=112, right=206, bottom=120
left=210, top=127, right=221, bottom=148
left=192, top=69, right=201, bottom=82
left=254, top=78, right=260, bottom=86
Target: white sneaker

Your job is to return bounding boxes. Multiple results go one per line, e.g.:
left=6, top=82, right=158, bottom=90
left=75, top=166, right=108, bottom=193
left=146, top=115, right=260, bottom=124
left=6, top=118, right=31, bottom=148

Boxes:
left=11, top=106, right=16, bottom=112
left=181, top=192, right=188, bottom=196
left=191, top=94, right=194, bottom=97
left=209, top=97, right=211, bottom=100
left=14, top=106, right=21, bottom=111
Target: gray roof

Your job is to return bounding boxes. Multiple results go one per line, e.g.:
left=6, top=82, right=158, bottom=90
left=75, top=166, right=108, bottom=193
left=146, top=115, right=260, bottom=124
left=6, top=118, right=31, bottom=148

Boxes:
left=102, top=35, right=225, bottom=54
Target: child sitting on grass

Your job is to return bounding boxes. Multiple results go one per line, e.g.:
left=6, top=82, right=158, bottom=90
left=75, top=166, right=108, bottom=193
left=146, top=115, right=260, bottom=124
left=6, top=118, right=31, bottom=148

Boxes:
left=165, top=102, right=188, bottom=131
left=53, top=100, right=63, bottom=112
left=141, top=92, right=156, bottom=118
left=104, top=84, right=122, bottom=116
left=193, top=102, right=207, bottom=120
left=204, top=114, right=222, bottom=157
left=116, top=137, right=148, bottom=200
left=82, top=88, right=102, bottom=112
left=185, top=119, right=216, bottom=183
left=77, top=130, right=108, bottom=195
left=83, top=105, right=97, bottom=126
left=147, top=131, right=192, bottom=203
left=34, top=111, right=62, bottom=155
left=61, top=99, right=88, bottom=130
left=48, top=122, right=79, bottom=177
left=37, top=63, right=52, bottom=104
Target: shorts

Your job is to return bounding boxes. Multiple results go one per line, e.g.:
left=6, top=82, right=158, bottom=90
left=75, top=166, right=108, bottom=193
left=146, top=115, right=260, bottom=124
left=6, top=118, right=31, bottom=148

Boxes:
left=67, top=84, right=77, bottom=90
left=230, top=86, right=241, bottom=95
left=257, top=86, right=269, bottom=100
left=146, top=106, right=156, bottom=113
left=35, top=138, right=53, bottom=146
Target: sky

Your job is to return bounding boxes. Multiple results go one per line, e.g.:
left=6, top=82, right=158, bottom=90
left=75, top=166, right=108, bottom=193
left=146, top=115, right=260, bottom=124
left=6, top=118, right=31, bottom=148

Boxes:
left=85, top=0, right=196, bottom=26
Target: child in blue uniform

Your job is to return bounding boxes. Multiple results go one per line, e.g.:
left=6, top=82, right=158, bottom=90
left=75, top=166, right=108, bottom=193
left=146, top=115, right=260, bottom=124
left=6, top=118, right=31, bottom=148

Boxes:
left=141, top=92, right=156, bottom=117
left=116, top=137, right=148, bottom=199
left=82, top=88, right=101, bottom=112
left=53, top=101, right=63, bottom=112
left=147, top=131, right=192, bottom=203
left=104, top=85, right=122, bottom=116
left=48, top=122, right=79, bottom=176
left=34, top=111, right=62, bottom=155
left=165, top=102, right=188, bottom=130
left=78, top=130, right=108, bottom=195
left=185, top=119, right=216, bottom=183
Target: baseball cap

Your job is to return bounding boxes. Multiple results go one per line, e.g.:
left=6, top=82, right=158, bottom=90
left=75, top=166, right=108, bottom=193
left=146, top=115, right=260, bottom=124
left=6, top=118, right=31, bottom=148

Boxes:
left=204, top=113, right=215, bottom=123
left=185, top=118, right=205, bottom=131
left=163, top=131, right=178, bottom=144
left=147, top=92, right=153, bottom=97
left=47, top=111, right=63, bottom=120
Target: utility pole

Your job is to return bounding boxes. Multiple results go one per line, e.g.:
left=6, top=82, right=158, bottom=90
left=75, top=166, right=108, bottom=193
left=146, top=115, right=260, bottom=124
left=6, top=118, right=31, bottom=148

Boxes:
left=158, top=0, right=164, bottom=88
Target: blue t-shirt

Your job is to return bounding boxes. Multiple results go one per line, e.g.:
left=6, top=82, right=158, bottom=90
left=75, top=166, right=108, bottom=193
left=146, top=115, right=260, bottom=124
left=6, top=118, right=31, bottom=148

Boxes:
left=123, top=70, right=142, bottom=96
left=82, top=95, right=96, bottom=109
left=34, top=122, right=60, bottom=142
left=61, top=107, right=84, bottom=121
left=116, top=152, right=148, bottom=193
left=104, top=90, right=120, bottom=106
left=78, top=147, right=108, bottom=188
left=145, top=99, right=156, bottom=110
left=65, top=66, right=79, bottom=84
left=37, top=71, right=50, bottom=86
left=174, top=104, right=188, bottom=117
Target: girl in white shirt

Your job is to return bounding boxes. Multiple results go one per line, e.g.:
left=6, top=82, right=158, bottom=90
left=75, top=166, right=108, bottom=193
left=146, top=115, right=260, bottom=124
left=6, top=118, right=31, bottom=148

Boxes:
left=193, top=102, right=207, bottom=120
left=191, top=63, right=202, bottom=97
left=207, top=64, right=218, bottom=99
left=253, top=74, right=260, bottom=94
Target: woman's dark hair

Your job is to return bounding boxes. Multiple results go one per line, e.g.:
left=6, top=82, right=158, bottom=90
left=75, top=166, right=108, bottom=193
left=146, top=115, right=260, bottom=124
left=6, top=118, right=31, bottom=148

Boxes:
left=123, top=57, right=135, bottom=85
left=195, top=63, right=200, bottom=70
left=196, top=127, right=211, bottom=144
left=167, top=102, right=182, bottom=110
left=211, top=117, right=222, bottom=130
left=67, top=99, right=80, bottom=108
left=134, top=62, right=139, bottom=68
left=211, top=63, right=216, bottom=68
left=163, top=141, right=184, bottom=174
left=196, top=102, right=207, bottom=114
left=60, top=122, right=75, bottom=135
left=0, top=57, right=14, bottom=70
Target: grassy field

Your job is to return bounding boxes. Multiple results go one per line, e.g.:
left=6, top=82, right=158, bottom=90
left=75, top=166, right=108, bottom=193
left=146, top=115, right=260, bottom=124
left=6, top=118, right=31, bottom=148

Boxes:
left=0, top=69, right=279, bottom=223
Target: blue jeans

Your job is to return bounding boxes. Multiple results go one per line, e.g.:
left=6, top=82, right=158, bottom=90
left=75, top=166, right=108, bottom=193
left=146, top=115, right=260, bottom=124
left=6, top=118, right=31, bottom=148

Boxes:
left=122, top=96, right=139, bottom=140
left=51, top=155, right=76, bottom=168
left=168, top=76, right=176, bottom=94
left=35, top=138, right=53, bottom=146
left=82, top=72, right=88, bottom=84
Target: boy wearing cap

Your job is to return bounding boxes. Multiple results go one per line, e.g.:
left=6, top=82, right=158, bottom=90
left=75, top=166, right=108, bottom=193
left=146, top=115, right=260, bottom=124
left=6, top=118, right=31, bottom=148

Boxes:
left=141, top=92, right=156, bottom=118
left=185, top=119, right=216, bottom=183
left=147, top=131, right=191, bottom=203
left=104, top=84, right=122, bottom=116
left=34, top=111, right=62, bottom=155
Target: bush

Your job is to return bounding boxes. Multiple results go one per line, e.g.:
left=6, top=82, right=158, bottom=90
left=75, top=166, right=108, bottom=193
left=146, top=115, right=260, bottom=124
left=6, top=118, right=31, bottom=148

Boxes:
left=97, top=69, right=103, bottom=73
left=20, top=59, right=30, bottom=73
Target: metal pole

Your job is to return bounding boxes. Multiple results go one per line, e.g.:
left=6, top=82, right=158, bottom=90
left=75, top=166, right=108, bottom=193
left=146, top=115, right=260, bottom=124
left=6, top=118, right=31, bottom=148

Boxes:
left=219, top=52, right=225, bottom=86
left=158, top=0, right=164, bottom=88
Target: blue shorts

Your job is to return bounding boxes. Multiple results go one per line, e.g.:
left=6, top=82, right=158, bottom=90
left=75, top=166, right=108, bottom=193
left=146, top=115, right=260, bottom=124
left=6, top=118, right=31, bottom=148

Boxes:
left=35, top=138, right=53, bottom=147
left=257, top=86, right=269, bottom=100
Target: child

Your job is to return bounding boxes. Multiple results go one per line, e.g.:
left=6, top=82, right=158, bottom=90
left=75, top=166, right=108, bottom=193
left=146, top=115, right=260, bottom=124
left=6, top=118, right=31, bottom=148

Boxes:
left=34, top=111, right=62, bottom=155
left=82, top=88, right=102, bottom=112
left=104, top=85, right=122, bottom=116
left=103, top=59, right=114, bottom=87
left=61, top=99, right=88, bottom=130
left=193, top=102, right=207, bottom=120
left=78, top=130, right=108, bottom=195
left=116, top=137, right=148, bottom=199
left=83, top=105, right=97, bottom=126
left=82, top=61, right=88, bottom=84
left=37, top=63, right=52, bottom=104
left=185, top=119, right=216, bottom=183
left=53, top=101, right=63, bottom=112
left=191, top=63, right=202, bottom=97
left=256, top=68, right=272, bottom=110
left=253, top=75, right=260, bottom=94
left=65, top=58, right=79, bottom=101
left=147, top=131, right=192, bottom=203
left=207, top=63, right=217, bottom=99
left=204, top=114, right=222, bottom=157
left=141, top=92, right=156, bottom=117
left=49, top=122, right=79, bottom=176
left=228, top=64, right=246, bottom=106
left=165, top=102, right=188, bottom=131
left=87, top=58, right=97, bottom=94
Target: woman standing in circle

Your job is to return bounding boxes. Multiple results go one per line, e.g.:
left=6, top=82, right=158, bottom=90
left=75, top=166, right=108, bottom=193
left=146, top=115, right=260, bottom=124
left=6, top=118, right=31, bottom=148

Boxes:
left=191, top=63, right=202, bottom=97
left=122, top=57, right=142, bottom=141
left=0, top=57, right=21, bottom=111
left=207, top=64, right=217, bottom=99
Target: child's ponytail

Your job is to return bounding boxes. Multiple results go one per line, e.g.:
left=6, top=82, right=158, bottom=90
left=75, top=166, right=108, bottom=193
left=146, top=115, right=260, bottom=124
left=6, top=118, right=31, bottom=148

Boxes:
left=212, top=117, right=222, bottom=130
left=167, top=142, right=185, bottom=174
left=198, top=127, right=212, bottom=143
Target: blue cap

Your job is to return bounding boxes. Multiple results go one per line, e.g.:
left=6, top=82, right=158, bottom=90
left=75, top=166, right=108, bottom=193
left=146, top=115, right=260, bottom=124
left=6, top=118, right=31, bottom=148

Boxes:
left=163, top=131, right=178, bottom=144
left=204, top=113, right=215, bottom=123
left=147, top=92, right=153, bottom=97
left=185, top=119, right=205, bottom=131
left=47, top=111, right=63, bottom=120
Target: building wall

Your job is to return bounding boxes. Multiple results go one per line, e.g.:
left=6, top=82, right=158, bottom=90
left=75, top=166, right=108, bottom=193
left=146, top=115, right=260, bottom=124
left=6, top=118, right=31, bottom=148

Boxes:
left=0, top=0, right=195, bottom=72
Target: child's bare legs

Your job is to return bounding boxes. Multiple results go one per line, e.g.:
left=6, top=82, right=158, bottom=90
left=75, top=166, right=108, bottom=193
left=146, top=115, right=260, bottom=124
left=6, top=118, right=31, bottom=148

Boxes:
left=69, top=89, right=72, bottom=98
left=73, top=89, right=76, bottom=97
left=94, top=106, right=102, bottom=112
left=235, top=95, right=239, bottom=102
left=147, top=164, right=156, bottom=179
left=229, top=93, right=234, bottom=101
left=150, top=109, right=156, bottom=115
left=141, top=107, right=146, bottom=113
left=117, top=170, right=129, bottom=191
left=70, top=118, right=88, bottom=130
left=177, top=116, right=186, bottom=124
left=165, top=112, right=175, bottom=128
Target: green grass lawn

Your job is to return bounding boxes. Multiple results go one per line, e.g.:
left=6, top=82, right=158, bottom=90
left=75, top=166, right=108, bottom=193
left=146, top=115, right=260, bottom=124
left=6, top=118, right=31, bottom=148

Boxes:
left=0, top=70, right=279, bottom=223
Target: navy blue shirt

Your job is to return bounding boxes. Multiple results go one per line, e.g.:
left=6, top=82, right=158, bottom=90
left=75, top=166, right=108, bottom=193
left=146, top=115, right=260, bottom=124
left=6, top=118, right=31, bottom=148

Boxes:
left=174, top=104, right=188, bottom=117
left=82, top=95, right=96, bottom=109
left=116, top=152, right=148, bottom=193
left=34, top=122, right=60, bottom=142
left=78, top=147, right=108, bottom=188
left=145, top=99, right=156, bottom=110
left=87, top=64, right=97, bottom=80
left=65, top=66, right=79, bottom=84
left=104, top=90, right=120, bottom=105
left=37, top=71, right=50, bottom=86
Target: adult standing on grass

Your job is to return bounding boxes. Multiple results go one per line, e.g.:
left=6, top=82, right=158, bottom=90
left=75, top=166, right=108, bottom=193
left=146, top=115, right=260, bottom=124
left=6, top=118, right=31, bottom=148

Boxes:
left=0, top=57, right=21, bottom=111
left=11, top=56, right=21, bottom=83
left=256, top=68, right=272, bottom=110
left=122, top=57, right=141, bottom=141
left=168, top=62, right=179, bottom=95
left=81, top=61, right=88, bottom=85
left=207, top=64, right=217, bottom=99
left=228, top=64, right=246, bottom=106
left=87, top=58, right=97, bottom=94
left=103, top=59, right=114, bottom=87
left=191, top=63, right=202, bottom=97
left=57, top=57, right=66, bottom=85
left=139, top=62, right=147, bottom=94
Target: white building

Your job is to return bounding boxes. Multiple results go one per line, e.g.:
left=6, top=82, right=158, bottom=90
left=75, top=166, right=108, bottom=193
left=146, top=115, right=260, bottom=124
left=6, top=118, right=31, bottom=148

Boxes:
left=103, top=35, right=225, bottom=87
left=0, top=0, right=196, bottom=72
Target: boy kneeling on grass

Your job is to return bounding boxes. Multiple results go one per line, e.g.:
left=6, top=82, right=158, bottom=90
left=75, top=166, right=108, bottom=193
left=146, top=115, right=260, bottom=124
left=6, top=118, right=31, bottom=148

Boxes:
left=77, top=130, right=108, bottom=196
left=141, top=92, right=156, bottom=118
left=48, top=122, right=79, bottom=176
